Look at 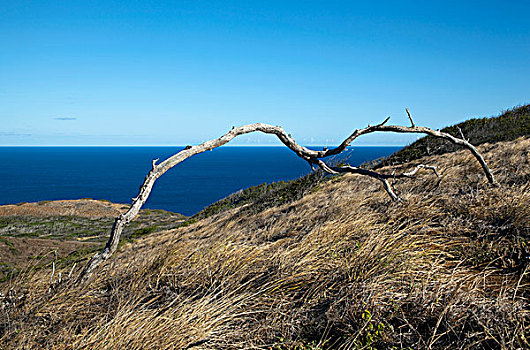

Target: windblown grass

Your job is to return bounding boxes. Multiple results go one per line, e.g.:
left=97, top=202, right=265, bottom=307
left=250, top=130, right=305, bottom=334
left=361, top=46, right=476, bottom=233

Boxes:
left=1, top=138, right=529, bottom=349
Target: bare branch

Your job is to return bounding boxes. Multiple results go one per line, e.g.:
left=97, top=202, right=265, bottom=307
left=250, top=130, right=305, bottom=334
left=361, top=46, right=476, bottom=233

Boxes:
left=328, top=163, right=440, bottom=200
left=457, top=127, right=468, bottom=142
left=402, top=164, right=440, bottom=178
left=369, top=124, right=496, bottom=185
left=49, top=250, right=57, bottom=293
left=78, top=117, right=496, bottom=281
left=313, top=118, right=495, bottom=188
left=406, top=108, right=415, bottom=127
left=330, top=165, right=399, bottom=200
left=67, top=263, right=77, bottom=280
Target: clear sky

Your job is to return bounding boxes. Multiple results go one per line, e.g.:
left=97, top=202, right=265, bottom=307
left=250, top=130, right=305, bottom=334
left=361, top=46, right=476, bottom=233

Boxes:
left=1, top=1, right=529, bottom=146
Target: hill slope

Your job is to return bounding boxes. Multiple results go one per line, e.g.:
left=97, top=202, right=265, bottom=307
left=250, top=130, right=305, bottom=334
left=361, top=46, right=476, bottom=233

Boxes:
left=1, top=134, right=529, bottom=349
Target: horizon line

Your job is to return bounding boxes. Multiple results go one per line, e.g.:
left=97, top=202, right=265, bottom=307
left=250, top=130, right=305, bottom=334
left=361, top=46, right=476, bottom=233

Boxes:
left=0, top=144, right=407, bottom=148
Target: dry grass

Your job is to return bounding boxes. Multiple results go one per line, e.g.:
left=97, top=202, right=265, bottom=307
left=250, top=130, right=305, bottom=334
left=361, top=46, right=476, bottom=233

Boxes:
left=1, top=138, right=530, bottom=349
left=0, top=199, right=128, bottom=219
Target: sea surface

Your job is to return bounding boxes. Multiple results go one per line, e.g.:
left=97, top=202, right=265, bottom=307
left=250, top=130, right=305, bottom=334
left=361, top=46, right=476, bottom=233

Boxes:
left=0, top=146, right=400, bottom=216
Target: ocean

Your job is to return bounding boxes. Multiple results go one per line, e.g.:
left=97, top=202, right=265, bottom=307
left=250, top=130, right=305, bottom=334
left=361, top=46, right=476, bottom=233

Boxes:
left=0, top=146, right=400, bottom=216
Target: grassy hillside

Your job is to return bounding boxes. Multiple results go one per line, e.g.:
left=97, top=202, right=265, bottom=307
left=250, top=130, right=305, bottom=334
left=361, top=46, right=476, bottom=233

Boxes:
left=0, top=200, right=185, bottom=284
left=186, top=171, right=327, bottom=225
left=1, top=134, right=529, bottom=349
left=377, top=104, right=530, bottom=167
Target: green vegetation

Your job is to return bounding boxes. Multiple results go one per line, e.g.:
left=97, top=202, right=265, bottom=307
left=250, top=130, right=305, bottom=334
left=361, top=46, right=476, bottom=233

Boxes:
left=0, top=211, right=185, bottom=242
left=0, top=238, right=18, bottom=255
left=188, top=170, right=328, bottom=223
left=0, top=261, right=18, bottom=283
left=57, top=245, right=102, bottom=267
left=131, top=225, right=158, bottom=239
left=377, top=104, right=530, bottom=167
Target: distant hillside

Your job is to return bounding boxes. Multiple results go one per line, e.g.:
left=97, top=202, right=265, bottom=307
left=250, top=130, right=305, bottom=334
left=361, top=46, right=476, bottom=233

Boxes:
left=0, top=200, right=185, bottom=283
left=377, top=104, right=530, bottom=167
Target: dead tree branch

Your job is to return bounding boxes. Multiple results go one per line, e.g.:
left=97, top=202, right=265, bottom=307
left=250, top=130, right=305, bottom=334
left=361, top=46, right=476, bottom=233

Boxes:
left=78, top=114, right=496, bottom=281
left=331, top=164, right=440, bottom=201
left=406, top=108, right=415, bottom=127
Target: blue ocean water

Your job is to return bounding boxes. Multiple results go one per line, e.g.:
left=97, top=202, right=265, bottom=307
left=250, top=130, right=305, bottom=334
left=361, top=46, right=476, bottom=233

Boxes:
left=0, top=146, right=400, bottom=216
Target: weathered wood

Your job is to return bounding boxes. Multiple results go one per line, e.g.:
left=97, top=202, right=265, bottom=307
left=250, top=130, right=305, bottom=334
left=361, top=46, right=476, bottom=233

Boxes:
left=78, top=116, right=496, bottom=281
left=331, top=164, right=440, bottom=201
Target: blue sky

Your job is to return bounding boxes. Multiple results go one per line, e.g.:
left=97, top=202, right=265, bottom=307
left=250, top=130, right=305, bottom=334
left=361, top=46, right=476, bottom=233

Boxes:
left=1, top=1, right=529, bottom=146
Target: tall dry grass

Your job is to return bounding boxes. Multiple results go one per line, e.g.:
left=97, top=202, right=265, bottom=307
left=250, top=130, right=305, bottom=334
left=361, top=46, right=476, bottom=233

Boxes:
left=1, top=138, right=529, bottom=349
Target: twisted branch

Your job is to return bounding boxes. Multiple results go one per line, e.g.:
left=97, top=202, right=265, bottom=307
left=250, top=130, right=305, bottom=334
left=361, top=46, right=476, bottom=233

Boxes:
left=331, top=164, right=440, bottom=201
left=78, top=113, right=496, bottom=281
